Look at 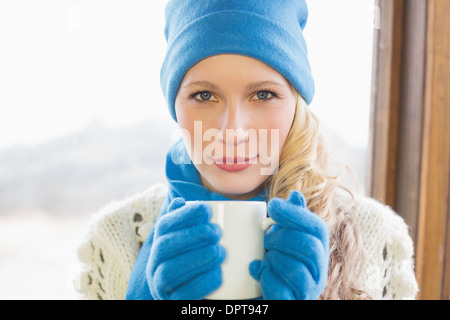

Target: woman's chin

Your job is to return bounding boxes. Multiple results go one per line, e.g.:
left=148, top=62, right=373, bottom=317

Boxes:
left=198, top=165, right=269, bottom=199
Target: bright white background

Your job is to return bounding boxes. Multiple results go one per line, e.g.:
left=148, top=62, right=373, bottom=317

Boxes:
left=0, top=1, right=169, bottom=150
left=0, top=0, right=376, bottom=299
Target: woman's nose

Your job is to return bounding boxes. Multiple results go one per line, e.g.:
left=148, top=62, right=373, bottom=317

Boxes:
left=221, top=127, right=249, bottom=146
left=217, top=103, right=250, bottom=145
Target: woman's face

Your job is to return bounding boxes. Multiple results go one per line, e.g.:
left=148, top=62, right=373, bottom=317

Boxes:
left=175, top=54, right=297, bottom=199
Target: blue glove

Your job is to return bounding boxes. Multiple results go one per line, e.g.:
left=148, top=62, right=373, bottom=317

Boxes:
left=147, top=198, right=226, bottom=300
left=249, top=190, right=329, bottom=300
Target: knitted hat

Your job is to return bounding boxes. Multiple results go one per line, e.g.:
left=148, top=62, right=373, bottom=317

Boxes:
left=160, top=0, right=315, bottom=122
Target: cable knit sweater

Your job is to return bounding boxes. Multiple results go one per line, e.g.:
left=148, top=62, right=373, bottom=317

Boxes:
left=72, top=183, right=419, bottom=300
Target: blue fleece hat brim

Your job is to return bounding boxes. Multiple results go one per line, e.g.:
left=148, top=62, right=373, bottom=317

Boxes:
left=160, top=10, right=315, bottom=122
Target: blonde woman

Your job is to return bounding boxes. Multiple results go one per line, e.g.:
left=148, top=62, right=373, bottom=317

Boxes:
left=74, top=0, right=418, bottom=300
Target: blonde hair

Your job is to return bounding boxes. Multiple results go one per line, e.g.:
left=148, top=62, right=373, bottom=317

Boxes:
left=265, top=91, right=371, bottom=300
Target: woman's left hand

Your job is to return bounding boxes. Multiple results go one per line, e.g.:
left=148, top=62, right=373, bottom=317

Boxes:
left=249, top=190, right=330, bottom=300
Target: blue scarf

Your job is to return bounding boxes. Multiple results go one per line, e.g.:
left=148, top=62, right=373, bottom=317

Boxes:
left=161, top=137, right=269, bottom=212
left=126, top=137, right=269, bottom=299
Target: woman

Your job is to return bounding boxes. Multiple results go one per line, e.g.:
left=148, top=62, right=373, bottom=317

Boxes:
left=73, top=0, right=418, bottom=300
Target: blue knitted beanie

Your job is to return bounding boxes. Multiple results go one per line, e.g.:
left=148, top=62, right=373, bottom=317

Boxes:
left=160, top=0, right=315, bottom=122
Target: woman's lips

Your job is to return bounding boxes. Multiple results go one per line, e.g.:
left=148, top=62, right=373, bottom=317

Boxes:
left=212, top=156, right=258, bottom=172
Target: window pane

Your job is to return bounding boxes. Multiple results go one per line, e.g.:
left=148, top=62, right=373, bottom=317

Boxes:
left=0, top=1, right=175, bottom=299
left=304, top=0, right=375, bottom=195
left=0, top=0, right=375, bottom=299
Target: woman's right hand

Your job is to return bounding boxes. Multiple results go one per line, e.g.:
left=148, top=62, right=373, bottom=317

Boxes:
left=147, top=198, right=226, bottom=300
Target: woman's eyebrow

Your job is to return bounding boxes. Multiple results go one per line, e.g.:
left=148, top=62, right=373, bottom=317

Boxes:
left=182, top=81, right=218, bottom=90
left=245, top=81, right=287, bottom=91
left=182, top=80, right=287, bottom=91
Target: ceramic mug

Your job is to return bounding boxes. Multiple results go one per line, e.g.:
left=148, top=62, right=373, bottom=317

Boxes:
left=186, top=200, right=275, bottom=300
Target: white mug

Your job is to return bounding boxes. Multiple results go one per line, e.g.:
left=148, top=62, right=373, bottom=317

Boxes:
left=186, top=200, right=275, bottom=300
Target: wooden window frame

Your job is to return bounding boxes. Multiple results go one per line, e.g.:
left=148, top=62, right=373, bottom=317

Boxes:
left=369, top=0, right=450, bottom=300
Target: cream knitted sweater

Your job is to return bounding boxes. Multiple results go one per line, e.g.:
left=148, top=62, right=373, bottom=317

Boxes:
left=72, top=183, right=419, bottom=300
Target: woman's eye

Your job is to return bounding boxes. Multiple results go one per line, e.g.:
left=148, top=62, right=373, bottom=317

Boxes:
left=251, top=91, right=273, bottom=101
left=194, top=91, right=217, bottom=101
